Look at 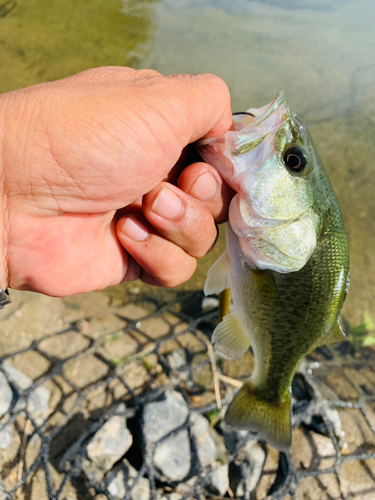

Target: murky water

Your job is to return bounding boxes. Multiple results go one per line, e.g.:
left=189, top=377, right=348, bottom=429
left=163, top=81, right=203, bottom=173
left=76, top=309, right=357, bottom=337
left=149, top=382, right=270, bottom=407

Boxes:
left=0, top=0, right=374, bottom=324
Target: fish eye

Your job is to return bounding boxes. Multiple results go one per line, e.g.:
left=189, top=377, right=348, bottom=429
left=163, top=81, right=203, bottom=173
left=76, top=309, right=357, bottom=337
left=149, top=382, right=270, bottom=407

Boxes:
left=283, top=147, right=307, bottom=173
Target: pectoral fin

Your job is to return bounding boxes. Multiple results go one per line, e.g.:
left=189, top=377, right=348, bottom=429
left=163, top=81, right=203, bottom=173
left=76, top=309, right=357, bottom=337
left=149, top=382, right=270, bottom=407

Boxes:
left=204, top=251, right=231, bottom=296
left=212, top=312, right=250, bottom=359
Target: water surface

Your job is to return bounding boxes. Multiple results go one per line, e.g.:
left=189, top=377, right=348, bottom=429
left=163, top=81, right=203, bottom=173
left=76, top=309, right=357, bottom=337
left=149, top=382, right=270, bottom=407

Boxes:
left=0, top=0, right=374, bottom=324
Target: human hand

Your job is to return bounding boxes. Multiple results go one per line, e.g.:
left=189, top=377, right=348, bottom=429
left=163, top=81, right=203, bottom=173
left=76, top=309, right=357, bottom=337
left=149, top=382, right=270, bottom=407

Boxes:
left=0, top=67, right=233, bottom=296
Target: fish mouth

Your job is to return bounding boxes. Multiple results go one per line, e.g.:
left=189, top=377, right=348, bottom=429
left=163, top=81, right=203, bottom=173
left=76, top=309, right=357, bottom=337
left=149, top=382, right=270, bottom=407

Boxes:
left=233, top=91, right=288, bottom=131
left=230, top=92, right=290, bottom=158
left=198, top=91, right=288, bottom=148
left=252, top=91, right=287, bottom=126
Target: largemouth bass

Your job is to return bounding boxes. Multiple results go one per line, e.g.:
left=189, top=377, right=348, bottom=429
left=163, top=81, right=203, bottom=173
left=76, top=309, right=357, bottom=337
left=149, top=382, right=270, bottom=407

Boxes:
left=197, top=92, right=350, bottom=451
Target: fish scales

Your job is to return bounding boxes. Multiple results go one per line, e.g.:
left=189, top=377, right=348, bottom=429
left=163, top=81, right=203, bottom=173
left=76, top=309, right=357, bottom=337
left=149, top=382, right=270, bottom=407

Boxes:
left=197, top=92, right=349, bottom=451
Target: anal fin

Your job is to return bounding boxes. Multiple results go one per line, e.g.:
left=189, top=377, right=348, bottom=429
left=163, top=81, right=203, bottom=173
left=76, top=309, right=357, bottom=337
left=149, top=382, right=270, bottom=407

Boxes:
left=212, top=312, right=250, bottom=359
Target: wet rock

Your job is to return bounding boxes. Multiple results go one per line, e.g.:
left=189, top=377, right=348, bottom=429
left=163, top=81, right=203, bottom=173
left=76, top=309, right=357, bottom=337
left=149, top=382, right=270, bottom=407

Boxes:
left=153, top=430, right=191, bottom=482
left=143, top=391, right=191, bottom=482
left=2, top=362, right=50, bottom=425
left=106, top=459, right=150, bottom=500
left=87, top=403, right=132, bottom=471
left=205, top=462, right=229, bottom=496
left=0, top=370, right=13, bottom=416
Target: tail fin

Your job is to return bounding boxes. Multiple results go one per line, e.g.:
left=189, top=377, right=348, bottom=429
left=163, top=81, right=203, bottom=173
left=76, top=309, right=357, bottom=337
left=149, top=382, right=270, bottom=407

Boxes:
left=224, top=382, right=291, bottom=452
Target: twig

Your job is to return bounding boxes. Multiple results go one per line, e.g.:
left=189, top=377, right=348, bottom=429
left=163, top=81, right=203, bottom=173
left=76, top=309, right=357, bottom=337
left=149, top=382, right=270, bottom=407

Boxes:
left=227, top=485, right=235, bottom=498
left=195, top=331, right=222, bottom=410
left=216, top=373, right=243, bottom=388
left=18, top=418, right=31, bottom=481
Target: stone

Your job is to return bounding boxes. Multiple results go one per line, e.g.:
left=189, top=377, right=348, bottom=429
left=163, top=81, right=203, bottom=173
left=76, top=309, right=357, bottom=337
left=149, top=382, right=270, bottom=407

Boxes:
left=2, top=362, right=50, bottom=425
left=220, top=420, right=253, bottom=453
left=205, top=462, right=229, bottom=496
left=0, top=370, right=13, bottom=417
left=153, top=430, right=191, bottom=482
left=142, top=390, right=189, bottom=443
left=143, top=390, right=191, bottom=481
left=157, top=494, right=183, bottom=500
left=82, top=458, right=105, bottom=484
left=324, top=406, right=344, bottom=445
left=2, top=362, right=33, bottom=391
left=243, top=440, right=266, bottom=492
left=190, top=413, right=216, bottom=466
left=27, top=385, right=51, bottom=427
left=87, top=403, right=133, bottom=471
left=201, top=297, right=219, bottom=313
left=175, top=476, right=197, bottom=494
left=58, top=435, right=87, bottom=474
left=0, top=424, right=12, bottom=449
left=230, top=440, right=266, bottom=496
left=106, top=459, right=150, bottom=500
left=168, top=350, right=187, bottom=371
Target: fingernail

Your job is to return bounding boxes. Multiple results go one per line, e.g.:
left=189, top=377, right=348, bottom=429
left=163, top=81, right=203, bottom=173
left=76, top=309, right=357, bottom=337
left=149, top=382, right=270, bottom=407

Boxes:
left=152, top=187, right=183, bottom=220
left=189, top=171, right=217, bottom=201
left=122, top=217, right=149, bottom=241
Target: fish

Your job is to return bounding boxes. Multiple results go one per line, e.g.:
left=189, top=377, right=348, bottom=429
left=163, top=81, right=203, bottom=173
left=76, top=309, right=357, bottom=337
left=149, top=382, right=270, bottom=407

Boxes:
left=196, top=91, right=350, bottom=451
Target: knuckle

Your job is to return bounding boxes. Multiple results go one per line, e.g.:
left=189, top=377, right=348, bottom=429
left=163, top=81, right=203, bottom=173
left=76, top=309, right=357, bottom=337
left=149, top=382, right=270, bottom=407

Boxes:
left=194, top=227, right=218, bottom=258
left=134, top=68, right=162, bottom=79
left=158, top=254, right=197, bottom=288
left=184, top=210, right=217, bottom=258
left=200, top=73, right=230, bottom=95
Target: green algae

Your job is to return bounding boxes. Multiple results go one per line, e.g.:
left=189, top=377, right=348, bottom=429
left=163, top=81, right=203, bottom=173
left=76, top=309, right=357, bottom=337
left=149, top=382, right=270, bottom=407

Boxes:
left=0, top=0, right=158, bottom=93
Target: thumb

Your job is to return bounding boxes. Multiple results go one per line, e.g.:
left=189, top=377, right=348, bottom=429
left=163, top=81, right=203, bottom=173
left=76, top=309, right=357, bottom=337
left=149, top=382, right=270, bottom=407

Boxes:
left=163, top=73, right=233, bottom=144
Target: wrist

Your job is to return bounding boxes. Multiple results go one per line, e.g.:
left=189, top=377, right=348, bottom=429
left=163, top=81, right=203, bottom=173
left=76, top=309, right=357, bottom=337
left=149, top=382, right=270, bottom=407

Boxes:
left=0, top=94, right=10, bottom=290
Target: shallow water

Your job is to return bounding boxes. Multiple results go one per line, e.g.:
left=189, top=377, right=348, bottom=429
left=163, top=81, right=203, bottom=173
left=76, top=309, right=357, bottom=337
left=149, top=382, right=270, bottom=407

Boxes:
left=0, top=0, right=374, bottom=324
